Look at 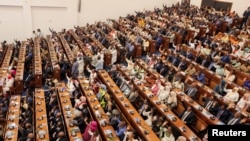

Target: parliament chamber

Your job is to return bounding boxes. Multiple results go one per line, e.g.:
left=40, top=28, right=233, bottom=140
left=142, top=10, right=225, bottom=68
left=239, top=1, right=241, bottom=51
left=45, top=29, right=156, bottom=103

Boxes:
left=0, top=1, right=250, bottom=141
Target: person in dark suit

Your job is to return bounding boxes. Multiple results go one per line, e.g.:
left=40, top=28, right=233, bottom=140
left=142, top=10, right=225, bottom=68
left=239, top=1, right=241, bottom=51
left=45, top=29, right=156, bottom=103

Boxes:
left=171, top=54, right=180, bottom=67
left=159, top=64, right=169, bottom=77
left=179, top=105, right=196, bottom=127
left=216, top=105, right=232, bottom=123
left=178, top=58, right=188, bottom=71
left=185, top=82, right=198, bottom=99
left=227, top=112, right=242, bottom=125
left=202, top=94, right=220, bottom=115
left=71, top=58, right=79, bottom=78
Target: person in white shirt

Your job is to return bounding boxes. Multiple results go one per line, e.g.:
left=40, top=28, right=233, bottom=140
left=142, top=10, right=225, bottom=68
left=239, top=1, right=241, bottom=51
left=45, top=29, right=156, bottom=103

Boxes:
left=172, top=79, right=184, bottom=92
left=3, top=73, right=15, bottom=95
left=236, top=93, right=250, bottom=111
left=87, top=65, right=97, bottom=84
left=166, top=91, right=177, bottom=109
left=158, top=82, right=172, bottom=101
left=160, top=126, right=175, bottom=141
left=66, top=73, right=76, bottom=97
left=223, top=87, right=240, bottom=103
left=224, top=69, right=236, bottom=82
left=214, top=63, right=225, bottom=77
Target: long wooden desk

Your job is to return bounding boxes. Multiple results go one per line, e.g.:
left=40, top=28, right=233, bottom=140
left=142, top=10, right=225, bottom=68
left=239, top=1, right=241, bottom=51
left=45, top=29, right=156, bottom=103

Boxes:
left=15, top=41, right=26, bottom=93
left=58, top=33, right=74, bottom=64
left=35, top=89, right=50, bottom=140
left=57, top=82, right=83, bottom=141
left=69, top=30, right=93, bottom=57
left=116, top=65, right=201, bottom=141
left=4, top=95, right=21, bottom=141
left=34, top=37, right=43, bottom=87
left=78, top=78, right=119, bottom=141
left=47, top=35, right=61, bottom=80
left=0, top=44, right=14, bottom=93
left=1, top=44, right=13, bottom=69
left=97, top=70, right=160, bottom=141
left=135, top=60, right=225, bottom=125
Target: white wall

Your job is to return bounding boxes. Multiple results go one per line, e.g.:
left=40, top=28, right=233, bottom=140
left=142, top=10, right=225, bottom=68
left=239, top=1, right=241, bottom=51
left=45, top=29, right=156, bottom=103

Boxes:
left=190, top=0, right=250, bottom=17
left=0, top=6, right=24, bottom=42
left=0, top=0, right=179, bottom=43
left=0, top=0, right=78, bottom=43
left=77, top=0, right=179, bottom=26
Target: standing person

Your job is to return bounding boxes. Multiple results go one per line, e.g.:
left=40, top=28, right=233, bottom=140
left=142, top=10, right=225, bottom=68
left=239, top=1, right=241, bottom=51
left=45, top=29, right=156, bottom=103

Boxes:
left=77, top=57, right=84, bottom=78
left=71, top=58, right=79, bottom=78
left=241, top=7, right=250, bottom=29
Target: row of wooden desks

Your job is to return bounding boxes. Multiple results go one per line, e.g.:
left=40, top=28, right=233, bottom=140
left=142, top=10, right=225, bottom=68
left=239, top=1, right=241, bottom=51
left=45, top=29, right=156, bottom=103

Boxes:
left=135, top=60, right=225, bottom=125
left=1, top=44, right=13, bottom=69
left=69, top=30, right=93, bottom=57
left=46, top=35, right=61, bottom=80
left=97, top=70, right=160, bottom=141
left=4, top=95, right=21, bottom=140
left=78, top=78, right=119, bottom=141
left=15, top=41, right=26, bottom=93
left=58, top=33, right=74, bottom=64
left=34, top=88, right=50, bottom=140
left=0, top=44, right=13, bottom=93
left=34, top=37, right=43, bottom=87
left=57, top=82, right=83, bottom=141
left=116, top=65, right=201, bottom=141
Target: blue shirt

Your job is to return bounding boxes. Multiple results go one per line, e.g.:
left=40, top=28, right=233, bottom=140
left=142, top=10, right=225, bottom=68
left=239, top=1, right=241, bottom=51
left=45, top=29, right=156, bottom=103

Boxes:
left=197, top=73, right=205, bottom=84
left=116, top=126, right=126, bottom=140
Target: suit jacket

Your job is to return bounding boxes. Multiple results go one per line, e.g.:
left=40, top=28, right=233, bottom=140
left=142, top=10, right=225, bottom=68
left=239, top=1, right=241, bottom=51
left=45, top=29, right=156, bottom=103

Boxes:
left=227, top=117, right=241, bottom=125
left=160, top=65, right=169, bottom=76
left=179, top=110, right=196, bottom=126
left=203, top=98, right=219, bottom=115
left=185, top=86, right=198, bottom=99
left=216, top=108, right=232, bottom=123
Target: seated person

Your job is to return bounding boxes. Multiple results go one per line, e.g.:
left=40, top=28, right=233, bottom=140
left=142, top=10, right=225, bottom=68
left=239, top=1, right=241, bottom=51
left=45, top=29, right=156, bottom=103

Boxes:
left=185, top=64, right=196, bottom=77
left=214, top=79, right=227, bottom=96
left=243, top=77, right=250, bottom=90
left=224, top=69, right=236, bottom=82
left=3, top=72, right=15, bottom=95
left=179, top=105, right=196, bottom=127
left=240, top=62, right=250, bottom=73
left=236, top=93, right=250, bottom=111
left=145, top=74, right=156, bottom=87
left=223, top=87, right=240, bottom=103
left=227, top=112, right=242, bottom=125
left=195, top=71, right=206, bottom=84
left=184, top=82, right=198, bottom=99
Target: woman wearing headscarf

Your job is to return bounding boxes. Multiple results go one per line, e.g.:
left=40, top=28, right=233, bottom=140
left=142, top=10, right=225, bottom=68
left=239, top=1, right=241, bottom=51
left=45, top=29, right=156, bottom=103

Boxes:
left=214, top=79, right=227, bottom=96
left=83, top=121, right=98, bottom=141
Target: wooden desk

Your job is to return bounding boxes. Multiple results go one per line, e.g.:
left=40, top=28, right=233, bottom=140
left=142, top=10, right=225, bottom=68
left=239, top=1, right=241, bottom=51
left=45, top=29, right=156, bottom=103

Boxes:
left=15, top=41, right=26, bottom=93
left=78, top=78, right=119, bottom=141
left=57, top=82, right=83, bottom=141
left=116, top=65, right=201, bottom=141
left=47, top=35, right=61, bottom=81
left=35, top=89, right=50, bottom=140
left=175, top=88, right=225, bottom=125
left=0, top=44, right=13, bottom=92
left=4, top=95, right=21, bottom=141
left=58, top=33, right=74, bottom=64
left=97, top=70, right=160, bottom=141
left=69, top=30, right=93, bottom=57
left=1, top=44, right=13, bottom=69
left=34, top=37, right=43, bottom=87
